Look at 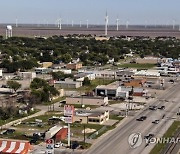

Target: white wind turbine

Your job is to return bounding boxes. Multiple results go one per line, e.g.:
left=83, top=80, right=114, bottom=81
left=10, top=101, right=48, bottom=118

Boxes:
left=105, top=11, right=108, bottom=36
left=86, top=19, right=89, bottom=29
left=126, top=20, right=129, bottom=29
left=116, top=18, right=119, bottom=31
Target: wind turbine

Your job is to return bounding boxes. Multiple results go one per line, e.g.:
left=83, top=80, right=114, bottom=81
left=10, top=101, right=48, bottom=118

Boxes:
left=126, top=20, right=129, bottom=29
left=105, top=11, right=108, bottom=36
left=116, top=18, right=119, bottom=31
left=86, top=19, right=89, bottom=29
left=173, top=20, right=175, bottom=30
left=57, top=18, right=62, bottom=30
left=80, top=21, right=82, bottom=28
left=16, top=19, right=18, bottom=27
left=72, top=20, right=74, bottom=27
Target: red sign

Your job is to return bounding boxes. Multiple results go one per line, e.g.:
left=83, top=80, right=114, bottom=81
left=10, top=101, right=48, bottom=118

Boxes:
left=64, top=105, right=74, bottom=116
left=46, top=139, right=54, bottom=144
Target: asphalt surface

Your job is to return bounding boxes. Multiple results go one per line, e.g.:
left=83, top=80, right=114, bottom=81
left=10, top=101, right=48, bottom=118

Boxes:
left=84, top=81, right=180, bottom=154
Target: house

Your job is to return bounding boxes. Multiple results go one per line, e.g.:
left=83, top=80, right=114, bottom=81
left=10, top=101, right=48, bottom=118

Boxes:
left=73, top=109, right=109, bottom=125
left=66, top=63, right=82, bottom=70
left=55, top=78, right=82, bottom=89
left=66, top=96, right=108, bottom=106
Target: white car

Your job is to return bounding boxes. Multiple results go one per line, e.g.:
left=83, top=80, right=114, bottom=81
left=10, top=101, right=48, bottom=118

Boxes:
left=54, top=142, right=63, bottom=148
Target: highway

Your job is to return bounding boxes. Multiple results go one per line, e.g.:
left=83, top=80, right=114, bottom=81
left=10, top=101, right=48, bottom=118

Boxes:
left=84, top=82, right=180, bottom=154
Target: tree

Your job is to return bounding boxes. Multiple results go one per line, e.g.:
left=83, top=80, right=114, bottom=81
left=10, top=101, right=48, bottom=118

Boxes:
left=7, top=80, right=21, bottom=93
left=83, top=77, right=91, bottom=86
left=30, top=78, right=59, bottom=103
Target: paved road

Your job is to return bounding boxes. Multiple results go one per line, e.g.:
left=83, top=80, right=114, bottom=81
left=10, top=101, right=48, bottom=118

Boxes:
left=84, top=82, right=180, bottom=154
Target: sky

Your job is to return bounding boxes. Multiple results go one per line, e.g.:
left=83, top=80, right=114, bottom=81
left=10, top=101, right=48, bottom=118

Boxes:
left=0, top=0, right=180, bottom=25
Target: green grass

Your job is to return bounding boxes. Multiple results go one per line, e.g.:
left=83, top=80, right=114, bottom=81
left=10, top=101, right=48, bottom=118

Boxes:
left=44, top=96, right=66, bottom=105
left=118, top=63, right=156, bottom=69
left=109, top=100, right=124, bottom=105
left=67, top=104, right=98, bottom=109
left=110, top=115, right=124, bottom=121
left=0, top=109, right=40, bottom=126
left=150, top=121, right=180, bottom=154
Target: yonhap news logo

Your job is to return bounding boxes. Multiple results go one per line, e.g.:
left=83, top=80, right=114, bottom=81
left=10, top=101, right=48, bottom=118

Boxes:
left=128, top=132, right=142, bottom=148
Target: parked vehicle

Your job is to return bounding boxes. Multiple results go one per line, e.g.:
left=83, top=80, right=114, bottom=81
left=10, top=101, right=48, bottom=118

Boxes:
left=136, top=116, right=147, bottom=121
left=149, top=105, right=157, bottom=110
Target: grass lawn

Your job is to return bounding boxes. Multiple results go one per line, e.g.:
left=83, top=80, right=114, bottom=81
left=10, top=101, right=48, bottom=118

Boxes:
left=67, top=104, right=98, bottom=109
left=0, top=109, right=40, bottom=126
left=109, top=100, right=124, bottom=105
left=44, top=96, right=66, bottom=105
left=118, top=63, right=156, bottom=69
left=150, top=121, right=180, bottom=154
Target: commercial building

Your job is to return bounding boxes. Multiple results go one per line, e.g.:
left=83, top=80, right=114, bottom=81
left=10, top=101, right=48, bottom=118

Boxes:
left=66, top=96, right=108, bottom=106
left=73, top=109, right=109, bottom=125
left=95, top=84, right=121, bottom=98
left=75, top=72, right=96, bottom=82
left=55, top=78, right=82, bottom=89
left=135, top=57, right=158, bottom=64
left=66, top=63, right=82, bottom=70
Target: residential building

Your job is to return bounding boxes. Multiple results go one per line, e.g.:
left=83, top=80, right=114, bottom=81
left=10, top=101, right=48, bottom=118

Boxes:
left=66, top=63, right=82, bottom=70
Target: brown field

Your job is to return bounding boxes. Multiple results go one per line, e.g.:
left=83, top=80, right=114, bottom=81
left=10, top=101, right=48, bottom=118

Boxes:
left=0, top=24, right=180, bottom=38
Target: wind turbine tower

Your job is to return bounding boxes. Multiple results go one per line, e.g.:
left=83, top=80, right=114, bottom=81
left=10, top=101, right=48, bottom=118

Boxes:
left=126, top=21, right=129, bottom=29
left=105, top=11, right=108, bottom=36
left=16, top=19, right=18, bottom=27
left=58, top=18, right=62, bottom=30
left=80, top=21, right=82, bottom=28
left=72, top=20, right=74, bottom=27
left=87, top=20, right=89, bottom=29
left=116, top=18, right=119, bottom=31
left=173, top=20, right=175, bottom=30
left=6, top=25, right=12, bottom=39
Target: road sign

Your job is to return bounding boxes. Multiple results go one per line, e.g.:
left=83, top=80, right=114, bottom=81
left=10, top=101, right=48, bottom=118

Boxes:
left=64, top=116, right=73, bottom=124
left=46, top=139, right=54, bottom=144
left=64, top=105, right=74, bottom=116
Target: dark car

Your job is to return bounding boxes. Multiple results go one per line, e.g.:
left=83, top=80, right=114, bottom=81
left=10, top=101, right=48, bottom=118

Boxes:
left=136, top=116, right=147, bottom=121
left=149, top=105, right=157, bottom=110
left=144, top=133, right=154, bottom=140
left=152, top=120, right=160, bottom=124
left=158, top=106, right=165, bottom=110
left=71, top=141, right=79, bottom=149
left=30, top=139, right=37, bottom=144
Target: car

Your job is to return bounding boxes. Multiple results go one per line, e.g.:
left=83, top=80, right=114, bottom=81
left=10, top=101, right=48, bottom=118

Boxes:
left=30, top=139, right=37, bottom=144
left=144, top=133, right=154, bottom=140
left=152, top=120, right=160, bottom=124
left=158, top=106, right=165, bottom=110
left=149, top=105, right=157, bottom=110
left=136, top=116, right=147, bottom=121
left=54, top=142, right=63, bottom=148
left=71, top=141, right=79, bottom=149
